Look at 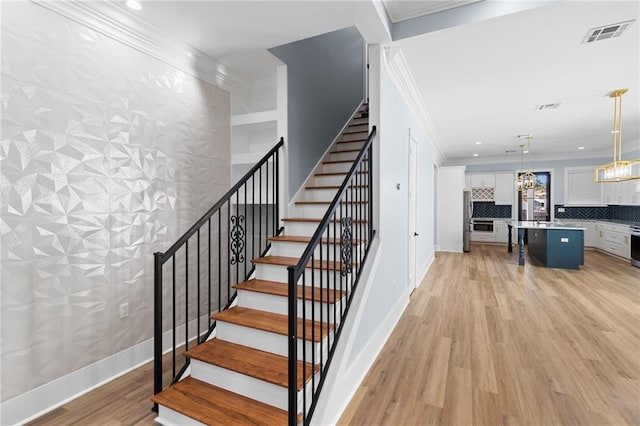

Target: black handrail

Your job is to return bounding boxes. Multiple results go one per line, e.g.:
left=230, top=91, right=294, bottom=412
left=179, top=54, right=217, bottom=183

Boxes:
left=287, top=125, right=376, bottom=425
left=153, top=138, right=284, bottom=409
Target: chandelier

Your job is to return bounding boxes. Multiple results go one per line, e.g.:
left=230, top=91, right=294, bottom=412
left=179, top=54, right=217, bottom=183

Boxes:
left=516, top=135, right=536, bottom=191
left=595, top=88, right=640, bottom=182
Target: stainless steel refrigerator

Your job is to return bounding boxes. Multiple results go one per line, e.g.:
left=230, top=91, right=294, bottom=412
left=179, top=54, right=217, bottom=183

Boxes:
left=463, top=190, right=472, bottom=252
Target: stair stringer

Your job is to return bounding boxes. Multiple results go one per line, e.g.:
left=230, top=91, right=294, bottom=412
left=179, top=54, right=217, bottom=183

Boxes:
left=305, top=237, right=411, bottom=426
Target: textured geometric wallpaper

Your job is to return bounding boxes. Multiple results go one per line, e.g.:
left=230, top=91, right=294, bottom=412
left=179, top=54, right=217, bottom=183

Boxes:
left=1, top=2, right=230, bottom=402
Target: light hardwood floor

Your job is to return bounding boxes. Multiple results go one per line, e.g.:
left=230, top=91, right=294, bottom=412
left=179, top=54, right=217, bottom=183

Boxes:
left=29, top=245, right=639, bottom=425
left=339, top=245, right=640, bottom=426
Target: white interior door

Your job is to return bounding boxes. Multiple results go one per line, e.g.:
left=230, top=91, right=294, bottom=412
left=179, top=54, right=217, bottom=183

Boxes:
left=408, top=134, right=418, bottom=291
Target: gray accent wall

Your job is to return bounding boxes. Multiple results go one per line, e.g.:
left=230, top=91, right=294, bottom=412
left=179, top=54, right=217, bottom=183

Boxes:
left=269, top=26, right=365, bottom=198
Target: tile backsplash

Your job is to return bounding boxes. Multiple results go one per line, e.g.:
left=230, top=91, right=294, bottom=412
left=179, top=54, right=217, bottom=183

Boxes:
left=611, top=205, right=640, bottom=222
left=554, top=205, right=612, bottom=220
left=554, top=205, right=640, bottom=222
left=473, top=202, right=512, bottom=218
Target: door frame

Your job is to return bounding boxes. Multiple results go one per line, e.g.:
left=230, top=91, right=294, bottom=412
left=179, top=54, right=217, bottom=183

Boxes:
left=408, top=130, right=418, bottom=292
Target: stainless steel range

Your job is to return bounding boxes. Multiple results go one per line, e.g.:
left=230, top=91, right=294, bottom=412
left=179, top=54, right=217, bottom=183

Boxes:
left=631, top=224, right=640, bottom=268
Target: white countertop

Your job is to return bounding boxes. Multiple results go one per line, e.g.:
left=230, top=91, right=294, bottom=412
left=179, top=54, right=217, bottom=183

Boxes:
left=511, top=221, right=586, bottom=230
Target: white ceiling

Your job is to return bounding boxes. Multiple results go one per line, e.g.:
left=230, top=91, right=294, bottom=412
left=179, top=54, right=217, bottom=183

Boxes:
left=396, top=1, right=639, bottom=164
left=106, top=0, right=639, bottom=165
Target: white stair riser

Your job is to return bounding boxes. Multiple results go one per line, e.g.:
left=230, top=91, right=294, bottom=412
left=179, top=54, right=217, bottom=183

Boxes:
left=333, top=141, right=365, bottom=152
left=157, top=406, right=205, bottom=426
left=347, top=124, right=368, bottom=133
left=301, top=188, right=338, bottom=201
left=321, top=162, right=355, bottom=174
left=339, top=132, right=368, bottom=142
left=236, top=289, right=342, bottom=322
left=270, top=240, right=366, bottom=261
left=192, top=361, right=316, bottom=414
left=291, top=203, right=369, bottom=217
left=215, top=321, right=332, bottom=361
left=282, top=221, right=369, bottom=238
left=254, top=263, right=355, bottom=287
left=311, top=174, right=348, bottom=186
left=327, top=151, right=359, bottom=162
left=190, top=360, right=289, bottom=409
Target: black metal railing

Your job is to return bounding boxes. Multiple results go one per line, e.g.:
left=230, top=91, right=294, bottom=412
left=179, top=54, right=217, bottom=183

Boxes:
left=287, top=126, right=376, bottom=425
left=153, top=138, right=284, bottom=407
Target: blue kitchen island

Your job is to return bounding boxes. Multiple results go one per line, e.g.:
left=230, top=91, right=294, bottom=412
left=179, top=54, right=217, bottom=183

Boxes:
left=507, top=221, right=585, bottom=269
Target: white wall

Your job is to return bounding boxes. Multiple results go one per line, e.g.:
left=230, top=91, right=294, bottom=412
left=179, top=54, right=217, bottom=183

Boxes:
left=1, top=3, right=230, bottom=423
left=437, top=166, right=465, bottom=252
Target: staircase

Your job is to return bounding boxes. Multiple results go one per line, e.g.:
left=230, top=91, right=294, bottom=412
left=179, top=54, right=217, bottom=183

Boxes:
left=152, top=102, right=373, bottom=425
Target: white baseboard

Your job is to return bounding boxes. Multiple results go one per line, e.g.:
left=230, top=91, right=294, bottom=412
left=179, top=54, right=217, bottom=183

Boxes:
left=417, top=252, right=435, bottom=287
left=1, top=315, right=211, bottom=425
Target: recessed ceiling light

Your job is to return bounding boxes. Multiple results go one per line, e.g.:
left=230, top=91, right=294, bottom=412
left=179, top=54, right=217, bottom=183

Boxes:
left=473, top=154, right=479, bottom=157
left=126, top=0, right=142, bottom=11
left=516, top=134, right=533, bottom=139
left=523, top=150, right=529, bottom=154
left=475, top=141, right=482, bottom=145
left=578, top=146, right=585, bottom=150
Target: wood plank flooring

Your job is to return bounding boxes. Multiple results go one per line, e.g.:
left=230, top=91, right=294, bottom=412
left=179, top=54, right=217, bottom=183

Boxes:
left=339, top=245, right=640, bottom=426
left=28, top=245, right=639, bottom=425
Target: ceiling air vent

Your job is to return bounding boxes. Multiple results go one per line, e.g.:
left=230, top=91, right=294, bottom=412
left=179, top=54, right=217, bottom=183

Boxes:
left=582, top=20, right=635, bottom=43
left=535, top=103, right=560, bottom=111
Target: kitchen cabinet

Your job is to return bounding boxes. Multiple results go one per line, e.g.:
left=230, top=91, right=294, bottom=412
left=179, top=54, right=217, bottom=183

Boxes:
left=465, top=175, right=472, bottom=191
left=596, top=222, right=631, bottom=259
left=623, top=180, right=640, bottom=205
left=603, top=182, right=624, bottom=205
left=471, top=174, right=495, bottom=188
left=495, top=221, right=514, bottom=244
left=583, top=222, right=597, bottom=247
left=494, top=173, right=514, bottom=205
left=564, top=167, right=603, bottom=206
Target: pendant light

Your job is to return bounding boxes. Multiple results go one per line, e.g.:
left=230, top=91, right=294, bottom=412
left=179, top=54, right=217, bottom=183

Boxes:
left=595, top=88, right=640, bottom=182
left=516, top=135, right=536, bottom=191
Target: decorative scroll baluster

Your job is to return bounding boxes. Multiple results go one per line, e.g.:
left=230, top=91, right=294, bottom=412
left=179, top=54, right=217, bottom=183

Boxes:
left=340, top=217, right=353, bottom=276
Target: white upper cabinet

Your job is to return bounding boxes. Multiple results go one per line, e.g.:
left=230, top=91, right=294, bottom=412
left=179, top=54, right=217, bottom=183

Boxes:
left=565, top=167, right=604, bottom=206
left=471, top=174, right=495, bottom=188
left=494, top=172, right=514, bottom=205
left=623, top=180, right=640, bottom=205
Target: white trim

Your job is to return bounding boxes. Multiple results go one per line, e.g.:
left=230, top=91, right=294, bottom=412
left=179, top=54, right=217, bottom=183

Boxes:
left=32, top=0, right=243, bottom=93
left=417, top=252, right=435, bottom=288
left=1, top=316, right=211, bottom=425
left=382, top=48, right=445, bottom=164
left=231, top=110, right=278, bottom=127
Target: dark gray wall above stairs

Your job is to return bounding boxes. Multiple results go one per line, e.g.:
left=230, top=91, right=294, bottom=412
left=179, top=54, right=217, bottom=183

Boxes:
left=269, top=26, right=365, bottom=199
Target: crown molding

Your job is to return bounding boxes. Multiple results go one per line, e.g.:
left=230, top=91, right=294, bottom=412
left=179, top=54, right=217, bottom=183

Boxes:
left=32, top=0, right=245, bottom=93
left=382, top=46, right=446, bottom=164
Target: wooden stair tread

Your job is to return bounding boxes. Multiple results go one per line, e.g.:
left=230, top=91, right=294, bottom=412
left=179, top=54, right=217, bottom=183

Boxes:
left=343, top=130, right=368, bottom=135
left=337, top=139, right=366, bottom=144
left=295, top=200, right=368, bottom=205
left=282, top=217, right=368, bottom=224
left=151, top=377, right=300, bottom=425
left=185, top=339, right=317, bottom=390
left=330, top=148, right=361, bottom=154
left=267, top=235, right=364, bottom=245
left=212, top=307, right=333, bottom=342
left=233, top=278, right=346, bottom=303
left=252, top=255, right=356, bottom=270
left=305, top=185, right=368, bottom=190
left=323, top=159, right=366, bottom=164
left=314, top=171, right=367, bottom=176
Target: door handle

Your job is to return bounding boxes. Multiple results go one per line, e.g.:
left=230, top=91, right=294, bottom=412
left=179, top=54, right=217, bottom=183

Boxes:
left=414, top=232, right=419, bottom=236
